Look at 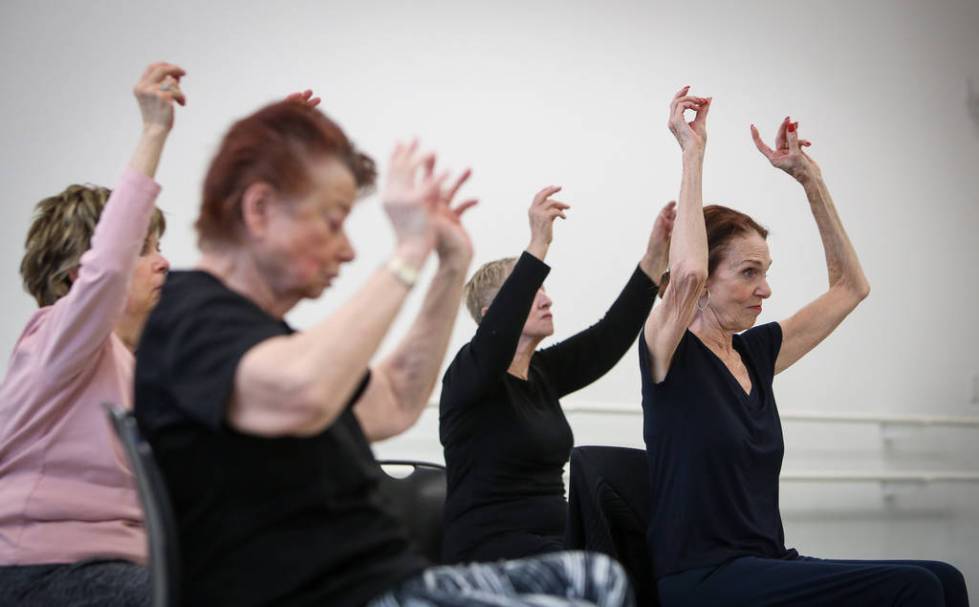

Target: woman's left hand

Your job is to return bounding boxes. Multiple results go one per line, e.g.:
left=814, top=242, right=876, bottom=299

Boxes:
left=750, top=117, right=822, bottom=183
left=433, top=168, right=478, bottom=267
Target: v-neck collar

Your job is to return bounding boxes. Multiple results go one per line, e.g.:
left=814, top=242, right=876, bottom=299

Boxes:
left=688, top=330, right=760, bottom=405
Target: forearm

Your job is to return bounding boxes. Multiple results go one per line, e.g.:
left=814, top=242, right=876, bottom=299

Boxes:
left=800, top=175, right=870, bottom=297
left=671, top=150, right=709, bottom=274
left=129, top=125, right=170, bottom=179
left=377, top=258, right=469, bottom=421
left=638, top=252, right=665, bottom=285
left=526, top=237, right=549, bottom=261
left=254, top=245, right=429, bottom=426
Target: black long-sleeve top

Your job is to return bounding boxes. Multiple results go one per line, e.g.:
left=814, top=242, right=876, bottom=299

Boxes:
left=439, top=252, right=658, bottom=563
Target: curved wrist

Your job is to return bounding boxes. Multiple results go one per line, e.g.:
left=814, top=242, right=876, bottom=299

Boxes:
left=526, top=240, right=549, bottom=261
left=682, top=147, right=705, bottom=163
left=394, top=240, right=432, bottom=270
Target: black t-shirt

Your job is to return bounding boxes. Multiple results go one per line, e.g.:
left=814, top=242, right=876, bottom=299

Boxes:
left=440, top=252, right=657, bottom=562
left=134, top=271, right=428, bottom=607
left=639, top=322, right=798, bottom=579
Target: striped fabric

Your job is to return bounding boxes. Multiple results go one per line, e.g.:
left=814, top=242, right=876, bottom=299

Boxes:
left=369, top=550, right=634, bottom=607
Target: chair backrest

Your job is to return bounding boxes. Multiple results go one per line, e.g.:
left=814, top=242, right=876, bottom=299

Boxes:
left=566, top=446, right=656, bottom=606
left=376, top=460, right=447, bottom=564
left=104, top=403, right=181, bottom=607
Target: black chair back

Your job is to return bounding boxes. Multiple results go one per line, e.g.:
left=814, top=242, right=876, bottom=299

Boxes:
left=566, top=445, right=656, bottom=606
left=104, top=403, right=181, bottom=607
left=376, top=460, right=447, bottom=563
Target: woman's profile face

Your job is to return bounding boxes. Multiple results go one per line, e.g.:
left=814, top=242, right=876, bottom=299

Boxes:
left=520, top=287, right=554, bottom=339
left=259, top=157, right=358, bottom=301
left=706, top=231, right=772, bottom=332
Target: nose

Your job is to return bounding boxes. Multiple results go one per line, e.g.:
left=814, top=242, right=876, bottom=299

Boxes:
left=337, top=231, right=356, bottom=263
left=757, top=278, right=772, bottom=299
left=538, top=289, right=552, bottom=308
left=154, top=253, right=171, bottom=274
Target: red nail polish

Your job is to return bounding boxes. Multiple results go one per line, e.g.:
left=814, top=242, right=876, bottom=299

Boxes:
left=787, top=122, right=796, bottom=133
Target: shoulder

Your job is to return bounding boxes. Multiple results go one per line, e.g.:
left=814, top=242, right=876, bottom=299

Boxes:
left=143, top=271, right=290, bottom=359
left=737, top=322, right=782, bottom=355
left=735, top=322, right=783, bottom=373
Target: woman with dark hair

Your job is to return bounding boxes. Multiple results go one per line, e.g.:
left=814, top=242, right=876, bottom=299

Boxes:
left=133, top=98, right=635, bottom=607
left=640, top=87, right=969, bottom=606
left=0, top=62, right=180, bottom=606
left=439, top=187, right=674, bottom=563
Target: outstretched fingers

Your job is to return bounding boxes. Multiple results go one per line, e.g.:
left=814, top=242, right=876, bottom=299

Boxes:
left=443, top=168, right=472, bottom=204
left=533, top=185, right=563, bottom=206
left=750, top=124, right=775, bottom=160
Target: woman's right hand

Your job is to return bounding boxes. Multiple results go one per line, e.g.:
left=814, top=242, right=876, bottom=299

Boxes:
left=133, top=62, right=186, bottom=134
left=382, top=140, right=443, bottom=258
left=667, top=85, right=711, bottom=153
left=526, top=185, right=569, bottom=260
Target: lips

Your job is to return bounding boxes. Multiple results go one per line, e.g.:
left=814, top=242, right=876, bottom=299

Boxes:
left=749, top=305, right=762, bottom=313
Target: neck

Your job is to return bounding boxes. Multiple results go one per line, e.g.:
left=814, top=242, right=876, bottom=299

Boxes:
left=113, top=312, right=145, bottom=352
left=689, top=312, right=734, bottom=355
left=197, top=247, right=297, bottom=319
left=508, top=333, right=543, bottom=379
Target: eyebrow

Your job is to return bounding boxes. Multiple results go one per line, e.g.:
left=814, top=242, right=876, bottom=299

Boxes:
left=739, top=258, right=773, bottom=268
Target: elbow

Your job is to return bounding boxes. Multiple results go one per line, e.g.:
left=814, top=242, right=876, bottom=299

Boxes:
left=231, top=368, right=343, bottom=437
left=670, top=262, right=709, bottom=296
left=841, top=276, right=871, bottom=304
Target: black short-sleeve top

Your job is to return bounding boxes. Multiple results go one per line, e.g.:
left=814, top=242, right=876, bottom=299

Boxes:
left=639, top=322, right=798, bottom=578
left=134, top=271, right=427, bottom=607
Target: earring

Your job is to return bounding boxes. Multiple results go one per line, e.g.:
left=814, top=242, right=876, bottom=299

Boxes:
left=696, top=290, right=711, bottom=312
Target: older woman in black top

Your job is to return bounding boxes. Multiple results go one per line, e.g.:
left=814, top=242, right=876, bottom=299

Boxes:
left=134, top=98, right=634, bottom=607
left=640, top=87, right=968, bottom=607
left=440, top=186, right=675, bottom=563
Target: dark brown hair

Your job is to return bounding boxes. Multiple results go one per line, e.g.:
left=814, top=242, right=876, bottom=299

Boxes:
left=196, top=100, right=376, bottom=247
left=660, top=204, right=768, bottom=295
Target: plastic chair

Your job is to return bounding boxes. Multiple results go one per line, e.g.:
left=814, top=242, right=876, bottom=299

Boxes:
left=566, top=445, right=657, bottom=606
left=377, top=460, right=447, bottom=563
left=104, top=403, right=181, bottom=607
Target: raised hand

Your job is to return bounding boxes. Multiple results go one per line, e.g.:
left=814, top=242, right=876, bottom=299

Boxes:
left=750, top=117, right=822, bottom=183
left=667, top=85, right=711, bottom=153
left=133, top=62, right=186, bottom=134
left=432, top=168, right=478, bottom=266
left=526, top=185, right=570, bottom=260
left=382, top=140, right=446, bottom=257
left=641, top=200, right=676, bottom=282
left=285, top=89, right=322, bottom=108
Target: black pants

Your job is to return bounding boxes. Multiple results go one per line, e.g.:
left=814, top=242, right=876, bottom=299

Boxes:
left=658, top=555, right=968, bottom=607
left=0, top=559, right=149, bottom=607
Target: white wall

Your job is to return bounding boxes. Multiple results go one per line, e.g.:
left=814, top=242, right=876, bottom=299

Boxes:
left=2, top=0, right=977, bottom=593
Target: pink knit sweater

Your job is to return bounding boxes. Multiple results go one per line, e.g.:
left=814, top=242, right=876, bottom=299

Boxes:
left=0, top=167, right=160, bottom=565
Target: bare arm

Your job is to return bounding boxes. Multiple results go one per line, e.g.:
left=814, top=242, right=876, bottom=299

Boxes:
left=355, top=171, right=478, bottom=441
left=228, top=142, right=448, bottom=436
left=750, top=118, right=870, bottom=374
left=643, top=86, right=712, bottom=383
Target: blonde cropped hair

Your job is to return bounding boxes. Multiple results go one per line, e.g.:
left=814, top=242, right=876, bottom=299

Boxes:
left=464, top=257, right=517, bottom=323
left=20, top=184, right=166, bottom=307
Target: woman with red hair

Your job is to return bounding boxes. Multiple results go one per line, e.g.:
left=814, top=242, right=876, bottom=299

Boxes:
left=133, top=97, right=635, bottom=607
left=639, top=87, right=968, bottom=606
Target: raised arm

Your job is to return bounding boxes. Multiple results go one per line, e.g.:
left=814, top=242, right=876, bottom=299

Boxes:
left=355, top=170, right=479, bottom=441
left=539, top=200, right=673, bottom=396
left=38, top=62, right=183, bottom=378
left=750, top=118, right=870, bottom=374
left=230, top=141, right=445, bottom=437
left=643, top=86, right=712, bottom=383
left=440, top=186, right=566, bottom=405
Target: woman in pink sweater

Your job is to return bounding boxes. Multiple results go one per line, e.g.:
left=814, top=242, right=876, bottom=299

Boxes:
left=0, top=62, right=183, bottom=606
